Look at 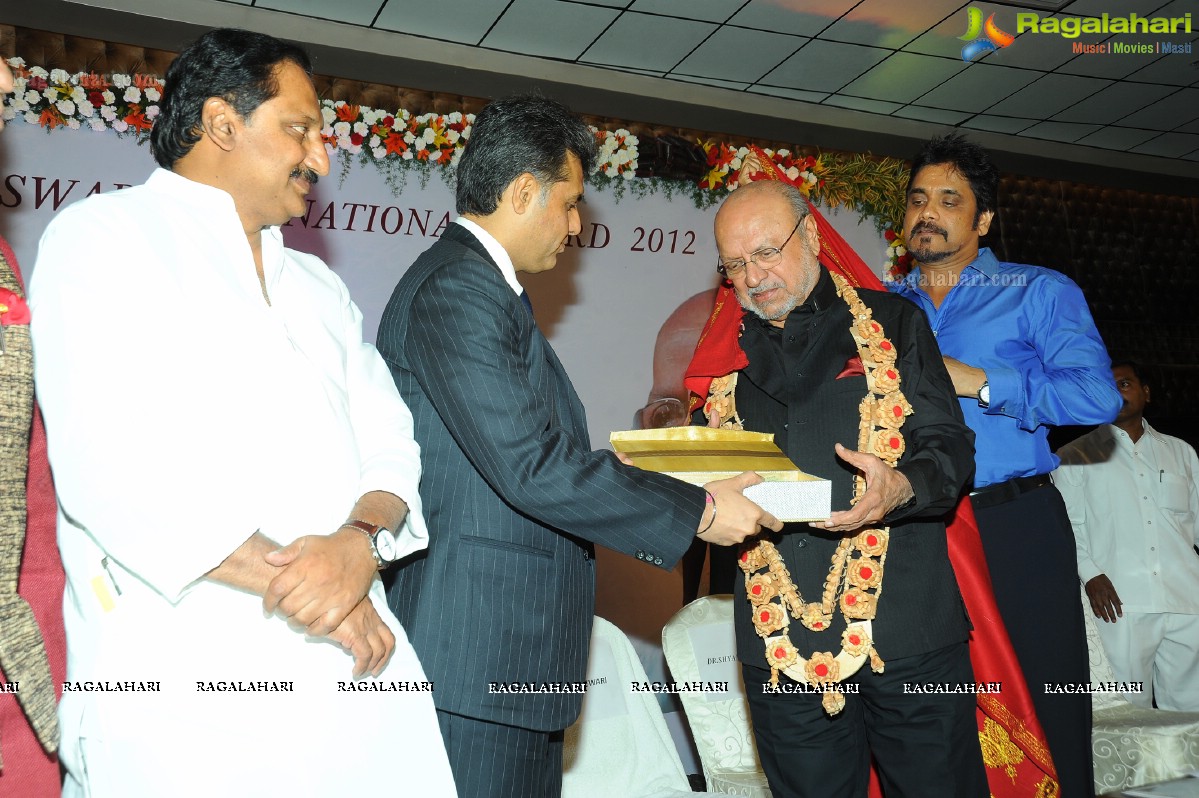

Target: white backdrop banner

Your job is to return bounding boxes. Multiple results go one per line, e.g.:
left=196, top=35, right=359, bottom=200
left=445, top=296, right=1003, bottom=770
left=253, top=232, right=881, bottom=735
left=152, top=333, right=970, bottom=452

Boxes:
left=0, top=122, right=886, bottom=450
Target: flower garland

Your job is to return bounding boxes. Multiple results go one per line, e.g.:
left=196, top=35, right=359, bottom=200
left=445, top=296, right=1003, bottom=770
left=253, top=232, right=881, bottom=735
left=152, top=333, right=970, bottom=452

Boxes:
left=715, top=272, right=913, bottom=716
left=1, top=55, right=907, bottom=263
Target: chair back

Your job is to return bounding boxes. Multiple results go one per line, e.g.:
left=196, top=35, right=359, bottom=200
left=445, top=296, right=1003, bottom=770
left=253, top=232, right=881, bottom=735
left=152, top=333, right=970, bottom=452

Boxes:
left=563, top=617, right=694, bottom=797
left=661, top=595, right=762, bottom=779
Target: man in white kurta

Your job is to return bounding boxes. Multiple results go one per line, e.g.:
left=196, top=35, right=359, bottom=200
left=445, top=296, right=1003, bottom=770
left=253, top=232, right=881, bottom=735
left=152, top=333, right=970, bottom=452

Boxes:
left=1054, top=361, right=1199, bottom=711
left=28, top=29, right=455, bottom=797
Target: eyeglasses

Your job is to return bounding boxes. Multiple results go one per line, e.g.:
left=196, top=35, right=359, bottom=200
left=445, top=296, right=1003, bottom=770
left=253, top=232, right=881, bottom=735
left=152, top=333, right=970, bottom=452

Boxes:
left=716, top=218, right=802, bottom=277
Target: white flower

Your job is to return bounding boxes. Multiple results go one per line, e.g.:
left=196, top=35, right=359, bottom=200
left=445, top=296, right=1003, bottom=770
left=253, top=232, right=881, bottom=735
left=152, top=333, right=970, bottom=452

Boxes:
left=401, top=150, right=413, bottom=160
left=67, top=117, right=81, bottom=129
left=321, top=125, right=334, bottom=138
left=113, top=119, right=129, bottom=132
left=622, top=169, right=635, bottom=180
left=625, top=135, right=639, bottom=146
left=6, top=57, right=25, bottom=68
left=352, top=121, right=368, bottom=136
left=30, top=66, right=48, bottom=79
left=785, top=167, right=800, bottom=181
left=333, top=121, right=350, bottom=136
left=145, top=105, right=159, bottom=119
left=50, top=68, right=70, bottom=83
left=10, top=98, right=28, bottom=113
left=321, top=106, right=336, bottom=125
left=372, top=146, right=386, bottom=159
left=1, top=107, right=14, bottom=122
left=403, top=131, right=415, bottom=144
left=895, top=246, right=906, bottom=257
left=369, top=134, right=381, bottom=147
left=25, top=90, right=41, bottom=104
left=111, top=73, right=131, bottom=88
left=71, top=86, right=86, bottom=103
left=422, top=127, right=435, bottom=143
left=145, top=87, right=160, bottom=102
left=730, top=157, right=742, bottom=170
left=446, top=129, right=460, bottom=144
left=100, top=105, right=117, bottom=122
left=123, top=87, right=141, bottom=103
left=89, top=118, right=106, bottom=131
left=336, top=134, right=353, bottom=149
left=56, top=99, right=76, bottom=115
left=24, top=111, right=38, bottom=125
left=102, top=90, right=115, bottom=104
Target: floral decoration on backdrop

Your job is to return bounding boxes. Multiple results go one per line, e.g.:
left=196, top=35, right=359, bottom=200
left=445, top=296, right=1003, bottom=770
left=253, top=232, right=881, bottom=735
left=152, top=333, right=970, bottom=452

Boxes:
left=1, top=57, right=913, bottom=278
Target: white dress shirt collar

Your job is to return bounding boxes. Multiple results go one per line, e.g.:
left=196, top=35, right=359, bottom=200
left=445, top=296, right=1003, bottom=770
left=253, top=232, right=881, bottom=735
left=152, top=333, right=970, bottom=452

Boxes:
left=454, top=216, right=523, bottom=297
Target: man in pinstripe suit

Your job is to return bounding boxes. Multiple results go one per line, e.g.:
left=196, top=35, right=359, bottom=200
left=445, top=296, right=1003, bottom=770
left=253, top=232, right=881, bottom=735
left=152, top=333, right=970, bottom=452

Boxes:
left=377, top=95, right=781, bottom=797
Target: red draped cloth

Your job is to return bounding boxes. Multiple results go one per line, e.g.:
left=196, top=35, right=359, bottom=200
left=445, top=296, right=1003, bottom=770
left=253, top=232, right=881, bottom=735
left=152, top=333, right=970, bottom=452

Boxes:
left=684, top=149, right=1059, bottom=797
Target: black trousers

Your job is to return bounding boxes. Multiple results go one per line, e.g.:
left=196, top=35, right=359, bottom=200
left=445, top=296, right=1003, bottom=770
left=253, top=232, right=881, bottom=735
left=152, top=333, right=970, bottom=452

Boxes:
left=436, top=709, right=564, bottom=798
left=743, top=641, right=988, bottom=798
left=973, top=483, right=1095, bottom=798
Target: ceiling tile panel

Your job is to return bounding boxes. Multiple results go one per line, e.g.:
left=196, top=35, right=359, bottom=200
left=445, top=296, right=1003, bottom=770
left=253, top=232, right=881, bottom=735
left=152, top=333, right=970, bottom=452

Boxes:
left=747, top=86, right=830, bottom=103
left=917, top=63, right=1042, bottom=113
left=257, top=0, right=381, bottom=26
left=629, top=0, right=744, bottom=23
left=962, top=115, right=1038, bottom=134
left=728, top=0, right=861, bottom=37
left=823, top=0, right=966, bottom=50
left=822, top=95, right=903, bottom=114
left=673, top=26, right=805, bottom=83
left=374, top=0, right=511, bottom=44
left=903, top=1, right=1027, bottom=61
left=1051, top=80, right=1177, bottom=124
left=760, top=40, right=891, bottom=93
left=1131, top=131, right=1199, bottom=157
left=670, top=75, right=752, bottom=91
left=986, top=73, right=1110, bottom=118
left=1063, top=0, right=1172, bottom=15
left=1075, top=126, right=1162, bottom=151
left=1056, top=51, right=1160, bottom=80
left=1018, top=120, right=1104, bottom=143
left=581, top=11, right=717, bottom=72
left=892, top=105, right=974, bottom=125
left=481, top=0, right=620, bottom=59
left=1117, top=87, right=1199, bottom=130
left=1121, top=38, right=1199, bottom=86
left=838, top=52, right=966, bottom=102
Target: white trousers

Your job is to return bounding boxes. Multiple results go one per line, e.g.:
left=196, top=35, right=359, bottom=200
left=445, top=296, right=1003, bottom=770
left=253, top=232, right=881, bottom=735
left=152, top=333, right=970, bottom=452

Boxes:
left=1095, top=610, right=1199, bottom=711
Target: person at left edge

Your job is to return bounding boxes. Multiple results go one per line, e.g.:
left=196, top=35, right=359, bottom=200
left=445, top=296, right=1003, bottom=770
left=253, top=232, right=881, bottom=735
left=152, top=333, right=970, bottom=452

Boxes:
left=377, top=94, right=782, bottom=798
left=29, top=28, right=455, bottom=797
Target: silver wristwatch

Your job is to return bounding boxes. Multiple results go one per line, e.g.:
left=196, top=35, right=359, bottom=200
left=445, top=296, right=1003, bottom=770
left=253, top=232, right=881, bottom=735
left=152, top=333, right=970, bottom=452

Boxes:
left=341, top=519, right=400, bottom=570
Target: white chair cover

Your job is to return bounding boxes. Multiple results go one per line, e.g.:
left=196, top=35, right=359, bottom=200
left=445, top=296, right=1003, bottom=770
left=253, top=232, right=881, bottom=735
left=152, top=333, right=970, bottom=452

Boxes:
left=563, top=616, right=712, bottom=797
left=1082, top=588, right=1199, bottom=794
left=661, top=595, right=772, bottom=797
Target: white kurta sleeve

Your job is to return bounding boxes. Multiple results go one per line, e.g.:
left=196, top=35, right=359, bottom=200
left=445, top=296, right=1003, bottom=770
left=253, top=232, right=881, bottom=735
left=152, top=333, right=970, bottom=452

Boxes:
left=336, top=278, right=429, bottom=558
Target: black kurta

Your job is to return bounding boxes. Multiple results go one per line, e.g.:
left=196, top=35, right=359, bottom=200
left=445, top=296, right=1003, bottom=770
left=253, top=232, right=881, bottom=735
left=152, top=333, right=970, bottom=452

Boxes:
left=731, top=268, right=977, bottom=665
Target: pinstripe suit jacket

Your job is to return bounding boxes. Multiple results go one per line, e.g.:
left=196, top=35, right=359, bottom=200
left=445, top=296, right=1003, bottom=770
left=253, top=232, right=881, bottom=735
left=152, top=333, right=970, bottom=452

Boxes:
left=377, top=223, right=702, bottom=731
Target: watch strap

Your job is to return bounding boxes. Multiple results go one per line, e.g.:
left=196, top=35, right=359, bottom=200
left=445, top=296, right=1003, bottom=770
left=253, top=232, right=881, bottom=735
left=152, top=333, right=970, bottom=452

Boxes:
left=339, top=519, right=388, bottom=570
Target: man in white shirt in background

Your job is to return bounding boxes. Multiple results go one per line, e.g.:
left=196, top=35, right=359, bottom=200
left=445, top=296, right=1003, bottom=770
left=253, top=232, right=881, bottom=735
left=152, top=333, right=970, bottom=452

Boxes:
left=1054, top=361, right=1199, bottom=711
left=30, top=28, right=454, bottom=796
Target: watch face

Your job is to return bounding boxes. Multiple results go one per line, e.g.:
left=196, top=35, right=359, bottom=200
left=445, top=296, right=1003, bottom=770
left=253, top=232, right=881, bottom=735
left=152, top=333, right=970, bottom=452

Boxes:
left=375, top=528, right=399, bottom=562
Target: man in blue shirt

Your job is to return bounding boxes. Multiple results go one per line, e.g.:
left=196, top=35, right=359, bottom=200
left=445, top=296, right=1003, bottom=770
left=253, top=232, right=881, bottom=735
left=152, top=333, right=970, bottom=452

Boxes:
left=890, top=134, right=1120, bottom=798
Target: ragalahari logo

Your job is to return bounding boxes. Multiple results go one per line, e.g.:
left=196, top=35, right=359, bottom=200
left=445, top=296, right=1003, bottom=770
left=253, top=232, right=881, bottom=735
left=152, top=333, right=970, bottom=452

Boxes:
left=958, top=6, right=1015, bottom=62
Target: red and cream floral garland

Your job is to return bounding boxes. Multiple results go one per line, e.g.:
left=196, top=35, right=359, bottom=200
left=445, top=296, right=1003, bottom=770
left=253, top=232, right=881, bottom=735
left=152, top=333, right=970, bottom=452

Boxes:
left=709, top=272, right=912, bottom=715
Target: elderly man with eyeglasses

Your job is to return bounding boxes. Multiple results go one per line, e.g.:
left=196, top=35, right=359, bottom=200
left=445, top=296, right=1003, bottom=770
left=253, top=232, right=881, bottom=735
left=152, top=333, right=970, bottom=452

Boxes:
left=707, top=180, right=988, bottom=798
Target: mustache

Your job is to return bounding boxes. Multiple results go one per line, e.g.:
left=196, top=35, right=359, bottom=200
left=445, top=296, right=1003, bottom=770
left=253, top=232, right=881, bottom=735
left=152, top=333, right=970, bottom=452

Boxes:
left=290, top=167, right=320, bottom=185
left=911, top=222, right=947, bottom=238
left=748, top=280, right=783, bottom=298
